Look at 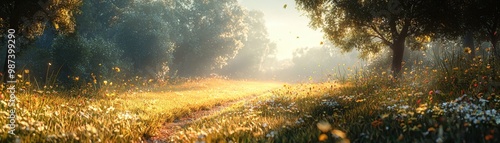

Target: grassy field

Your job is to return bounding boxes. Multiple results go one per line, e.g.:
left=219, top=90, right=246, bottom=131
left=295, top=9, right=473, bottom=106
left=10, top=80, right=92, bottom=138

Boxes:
left=2, top=50, right=500, bottom=142
left=0, top=78, right=282, bottom=142
left=165, top=53, right=500, bottom=143
left=168, top=80, right=500, bottom=143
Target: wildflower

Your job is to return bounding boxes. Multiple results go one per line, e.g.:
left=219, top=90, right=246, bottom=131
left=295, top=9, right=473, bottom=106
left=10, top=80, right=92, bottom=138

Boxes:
left=464, top=47, right=472, bottom=54
left=317, top=121, right=332, bottom=133
left=485, top=134, right=494, bottom=141
left=371, top=119, right=383, bottom=127
left=318, top=133, right=328, bottom=141
left=436, top=137, right=444, bottom=143
left=398, top=134, right=404, bottom=141
left=428, top=127, right=436, bottom=132
left=266, top=131, right=276, bottom=138
left=113, top=67, right=121, bottom=72
left=331, top=129, right=347, bottom=139
left=86, top=124, right=98, bottom=134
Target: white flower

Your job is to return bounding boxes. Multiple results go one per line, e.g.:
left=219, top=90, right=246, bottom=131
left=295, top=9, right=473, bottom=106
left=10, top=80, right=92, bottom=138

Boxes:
left=266, top=131, right=277, bottom=138
left=436, top=137, right=443, bottom=143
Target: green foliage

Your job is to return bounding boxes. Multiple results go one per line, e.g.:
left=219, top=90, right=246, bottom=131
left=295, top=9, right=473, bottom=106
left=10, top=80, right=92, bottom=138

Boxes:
left=221, top=10, right=277, bottom=78
left=115, top=1, right=176, bottom=79
left=172, top=0, right=248, bottom=76
left=0, top=0, right=82, bottom=38
left=51, top=34, right=124, bottom=87
left=296, top=0, right=428, bottom=57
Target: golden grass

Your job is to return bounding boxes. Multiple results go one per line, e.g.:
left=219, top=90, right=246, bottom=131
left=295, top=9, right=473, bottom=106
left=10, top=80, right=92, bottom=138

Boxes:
left=119, top=78, right=283, bottom=121
left=0, top=78, right=282, bottom=142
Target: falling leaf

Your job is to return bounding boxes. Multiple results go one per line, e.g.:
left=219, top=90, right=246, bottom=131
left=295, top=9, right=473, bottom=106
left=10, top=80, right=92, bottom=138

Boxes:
left=320, top=41, right=324, bottom=45
left=283, top=4, right=287, bottom=9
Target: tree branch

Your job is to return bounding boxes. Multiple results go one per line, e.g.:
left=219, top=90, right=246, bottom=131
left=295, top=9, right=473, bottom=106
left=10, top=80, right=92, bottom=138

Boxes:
left=370, top=25, right=392, bottom=45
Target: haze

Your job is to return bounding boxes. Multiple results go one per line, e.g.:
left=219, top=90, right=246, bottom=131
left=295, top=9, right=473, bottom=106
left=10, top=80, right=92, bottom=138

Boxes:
left=239, top=0, right=324, bottom=60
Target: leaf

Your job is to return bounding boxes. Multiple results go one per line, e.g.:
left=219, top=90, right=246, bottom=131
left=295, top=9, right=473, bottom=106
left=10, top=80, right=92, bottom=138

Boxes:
left=283, top=4, right=287, bottom=9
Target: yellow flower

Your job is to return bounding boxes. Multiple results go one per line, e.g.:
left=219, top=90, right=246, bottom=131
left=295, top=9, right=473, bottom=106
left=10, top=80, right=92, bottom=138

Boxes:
left=318, top=133, right=328, bottom=141
left=464, top=47, right=471, bottom=54
left=114, top=67, right=121, bottom=72
left=103, top=80, right=108, bottom=85
left=331, top=129, right=347, bottom=139
left=24, top=69, right=30, bottom=74
left=74, top=76, right=80, bottom=81
left=317, top=121, right=332, bottom=133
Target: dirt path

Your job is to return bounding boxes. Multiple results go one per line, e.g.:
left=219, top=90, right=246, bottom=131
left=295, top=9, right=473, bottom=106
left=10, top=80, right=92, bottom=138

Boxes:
left=148, top=90, right=269, bottom=142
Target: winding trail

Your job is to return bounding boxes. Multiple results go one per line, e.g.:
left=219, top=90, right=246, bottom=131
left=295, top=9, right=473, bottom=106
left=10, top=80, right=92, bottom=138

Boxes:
left=139, top=79, right=282, bottom=142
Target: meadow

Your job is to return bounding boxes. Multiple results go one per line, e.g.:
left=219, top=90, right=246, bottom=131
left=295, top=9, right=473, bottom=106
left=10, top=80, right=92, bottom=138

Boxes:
left=1, top=48, right=500, bottom=143
left=0, top=78, right=282, bottom=142
left=165, top=48, right=500, bottom=143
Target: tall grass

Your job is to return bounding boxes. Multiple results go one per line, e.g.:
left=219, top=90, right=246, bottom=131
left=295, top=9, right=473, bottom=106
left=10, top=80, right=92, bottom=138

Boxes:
left=167, top=42, right=500, bottom=142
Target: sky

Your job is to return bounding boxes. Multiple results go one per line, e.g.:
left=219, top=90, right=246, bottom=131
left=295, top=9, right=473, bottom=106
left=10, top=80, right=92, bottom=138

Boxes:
left=238, top=0, right=325, bottom=60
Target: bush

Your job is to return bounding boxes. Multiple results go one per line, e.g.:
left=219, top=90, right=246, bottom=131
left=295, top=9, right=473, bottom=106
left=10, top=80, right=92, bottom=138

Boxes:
left=50, top=34, right=125, bottom=89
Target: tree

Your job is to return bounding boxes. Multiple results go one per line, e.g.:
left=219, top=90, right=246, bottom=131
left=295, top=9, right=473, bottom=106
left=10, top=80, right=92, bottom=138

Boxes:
left=0, top=0, right=82, bottom=81
left=421, top=0, right=495, bottom=59
left=476, top=0, right=500, bottom=58
left=172, top=0, right=248, bottom=77
left=115, top=1, right=180, bottom=79
left=221, top=10, right=276, bottom=78
left=75, top=0, right=134, bottom=39
left=296, top=0, right=431, bottom=77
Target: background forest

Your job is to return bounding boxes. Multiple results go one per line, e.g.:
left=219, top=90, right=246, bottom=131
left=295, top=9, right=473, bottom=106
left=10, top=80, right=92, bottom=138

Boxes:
left=0, top=0, right=500, bottom=142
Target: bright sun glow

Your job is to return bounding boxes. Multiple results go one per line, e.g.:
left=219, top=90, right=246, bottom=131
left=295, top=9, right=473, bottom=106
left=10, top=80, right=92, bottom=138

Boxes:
left=239, top=0, right=325, bottom=60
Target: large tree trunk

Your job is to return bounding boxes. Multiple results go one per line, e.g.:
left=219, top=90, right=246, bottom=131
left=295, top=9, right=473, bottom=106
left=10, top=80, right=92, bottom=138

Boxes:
left=391, top=40, right=405, bottom=78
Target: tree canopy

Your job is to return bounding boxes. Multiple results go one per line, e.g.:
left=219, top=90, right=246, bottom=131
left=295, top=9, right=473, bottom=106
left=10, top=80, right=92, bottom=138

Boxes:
left=296, top=0, right=434, bottom=77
